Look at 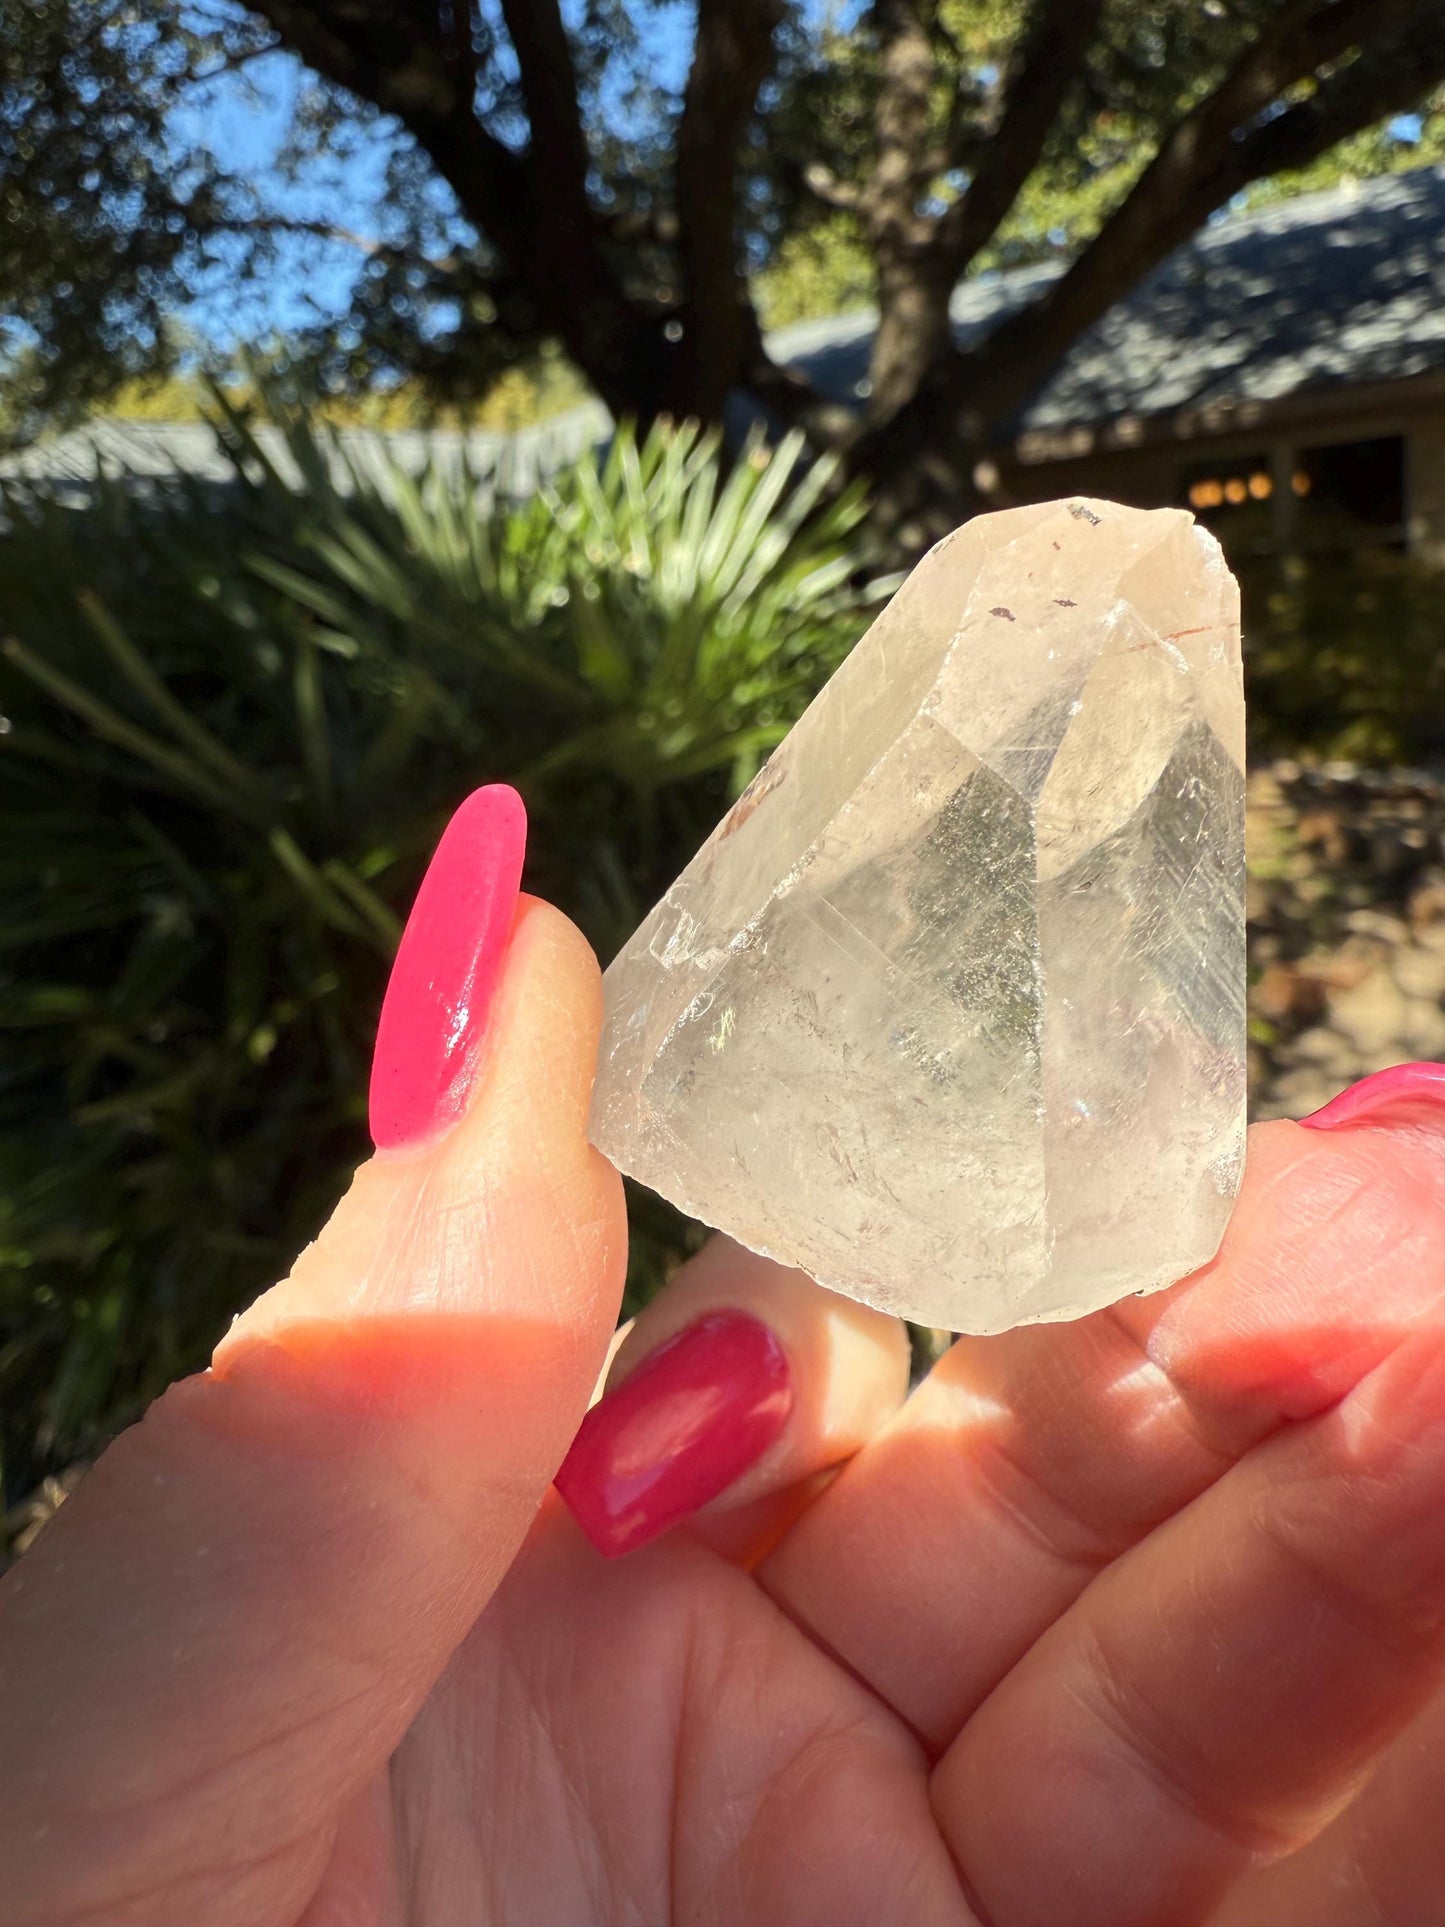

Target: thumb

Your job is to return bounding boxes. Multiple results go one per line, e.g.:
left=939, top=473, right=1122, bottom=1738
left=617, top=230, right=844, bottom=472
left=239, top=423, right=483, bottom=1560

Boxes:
left=0, top=789, right=626, bottom=1927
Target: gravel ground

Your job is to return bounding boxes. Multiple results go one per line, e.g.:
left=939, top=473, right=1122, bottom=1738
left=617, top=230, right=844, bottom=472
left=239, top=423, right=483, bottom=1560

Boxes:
left=1249, top=759, right=1445, bottom=1118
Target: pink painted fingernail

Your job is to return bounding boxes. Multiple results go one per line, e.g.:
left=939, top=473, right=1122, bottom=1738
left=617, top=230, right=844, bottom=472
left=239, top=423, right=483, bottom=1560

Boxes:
left=1298, top=1061, right=1445, bottom=1133
left=369, top=785, right=527, bottom=1150
left=554, top=1311, right=793, bottom=1558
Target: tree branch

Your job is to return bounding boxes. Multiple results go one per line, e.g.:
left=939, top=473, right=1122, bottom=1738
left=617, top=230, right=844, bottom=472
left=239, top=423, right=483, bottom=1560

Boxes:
left=803, top=162, right=866, bottom=212
left=191, top=41, right=282, bottom=87
left=739, top=308, right=863, bottom=446
left=487, top=0, right=640, bottom=385
left=935, top=0, right=1105, bottom=271
left=845, top=0, right=1445, bottom=540
left=224, top=213, right=461, bottom=274
left=239, top=0, right=529, bottom=259
left=241, top=2, right=458, bottom=125
left=928, top=66, right=999, bottom=182
left=940, top=0, right=1445, bottom=432
left=675, top=0, right=785, bottom=417
left=865, top=0, right=939, bottom=253
left=857, top=0, right=966, bottom=420
left=441, top=0, right=478, bottom=111
left=494, top=0, right=595, bottom=240
left=1223, top=13, right=1445, bottom=181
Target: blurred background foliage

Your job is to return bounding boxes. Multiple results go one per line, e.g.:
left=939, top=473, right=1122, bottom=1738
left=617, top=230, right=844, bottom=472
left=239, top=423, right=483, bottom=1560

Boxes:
left=69, top=340, right=594, bottom=437
left=1240, top=547, right=1445, bottom=766
left=0, top=410, right=883, bottom=1509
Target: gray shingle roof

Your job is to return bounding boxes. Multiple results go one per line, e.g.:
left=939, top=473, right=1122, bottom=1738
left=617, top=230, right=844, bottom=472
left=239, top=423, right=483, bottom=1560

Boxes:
left=770, top=164, right=1445, bottom=439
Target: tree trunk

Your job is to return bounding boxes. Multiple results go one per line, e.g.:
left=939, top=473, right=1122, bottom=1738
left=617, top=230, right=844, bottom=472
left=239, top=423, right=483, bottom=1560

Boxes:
left=856, top=388, right=988, bottom=555
left=866, top=248, right=956, bottom=428
left=673, top=0, right=785, bottom=423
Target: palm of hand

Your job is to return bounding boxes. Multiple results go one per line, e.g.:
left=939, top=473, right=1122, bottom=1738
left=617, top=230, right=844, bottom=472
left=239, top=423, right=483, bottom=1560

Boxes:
left=311, top=1118, right=1445, bottom=1927
left=374, top=1507, right=944, bottom=1927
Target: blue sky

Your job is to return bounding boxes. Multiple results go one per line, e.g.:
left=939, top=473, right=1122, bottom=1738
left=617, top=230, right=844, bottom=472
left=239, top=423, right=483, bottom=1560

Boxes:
left=172, top=54, right=384, bottom=339
left=176, top=2, right=700, bottom=345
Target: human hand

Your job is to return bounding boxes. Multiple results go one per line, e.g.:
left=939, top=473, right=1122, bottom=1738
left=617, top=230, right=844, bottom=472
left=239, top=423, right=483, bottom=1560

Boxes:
left=4, top=787, right=1445, bottom=1927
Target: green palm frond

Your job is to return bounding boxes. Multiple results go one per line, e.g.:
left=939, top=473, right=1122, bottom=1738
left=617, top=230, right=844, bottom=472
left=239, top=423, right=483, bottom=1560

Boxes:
left=0, top=404, right=884, bottom=1513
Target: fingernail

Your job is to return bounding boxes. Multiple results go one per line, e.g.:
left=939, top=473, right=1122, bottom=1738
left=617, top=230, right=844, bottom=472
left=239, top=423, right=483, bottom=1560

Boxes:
left=1298, top=1061, right=1445, bottom=1134
left=554, top=1311, right=792, bottom=1558
left=369, top=785, right=527, bottom=1150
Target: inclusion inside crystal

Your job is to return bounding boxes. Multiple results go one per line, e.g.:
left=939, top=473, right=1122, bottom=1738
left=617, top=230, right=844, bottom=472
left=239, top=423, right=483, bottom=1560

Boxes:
left=589, top=499, right=1246, bottom=1333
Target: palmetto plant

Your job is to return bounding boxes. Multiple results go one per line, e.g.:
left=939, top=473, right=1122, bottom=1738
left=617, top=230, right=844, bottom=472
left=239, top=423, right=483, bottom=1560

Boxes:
left=0, top=407, right=883, bottom=1511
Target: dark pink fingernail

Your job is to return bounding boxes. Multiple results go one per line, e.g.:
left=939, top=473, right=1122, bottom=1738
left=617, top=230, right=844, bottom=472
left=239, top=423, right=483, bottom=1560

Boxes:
left=554, top=1311, right=792, bottom=1558
left=369, top=785, right=527, bottom=1150
left=1298, top=1061, right=1445, bottom=1134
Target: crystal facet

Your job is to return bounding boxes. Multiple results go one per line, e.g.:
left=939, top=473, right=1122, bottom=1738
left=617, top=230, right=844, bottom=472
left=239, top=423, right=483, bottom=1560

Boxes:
left=590, top=499, right=1246, bottom=1332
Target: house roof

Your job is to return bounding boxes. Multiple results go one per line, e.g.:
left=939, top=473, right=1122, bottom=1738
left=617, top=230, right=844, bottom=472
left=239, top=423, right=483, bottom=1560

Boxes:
left=7, top=164, right=1445, bottom=491
left=0, top=404, right=611, bottom=499
left=770, top=163, right=1445, bottom=444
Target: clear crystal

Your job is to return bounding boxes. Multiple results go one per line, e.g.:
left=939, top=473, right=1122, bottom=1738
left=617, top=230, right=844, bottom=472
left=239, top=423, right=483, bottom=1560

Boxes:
left=590, top=499, right=1246, bottom=1332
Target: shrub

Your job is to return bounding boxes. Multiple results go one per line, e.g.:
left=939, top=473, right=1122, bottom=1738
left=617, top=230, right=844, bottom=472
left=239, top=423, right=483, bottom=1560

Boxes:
left=1240, top=545, right=1445, bottom=765
left=0, top=409, right=883, bottom=1508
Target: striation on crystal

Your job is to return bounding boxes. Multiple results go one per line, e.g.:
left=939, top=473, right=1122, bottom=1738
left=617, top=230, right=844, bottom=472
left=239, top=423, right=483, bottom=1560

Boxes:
left=590, top=499, right=1246, bottom=1332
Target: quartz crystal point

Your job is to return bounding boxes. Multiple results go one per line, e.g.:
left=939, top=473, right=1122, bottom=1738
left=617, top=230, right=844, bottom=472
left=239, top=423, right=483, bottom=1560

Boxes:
left=590, top=499, right=1246, bottom=1332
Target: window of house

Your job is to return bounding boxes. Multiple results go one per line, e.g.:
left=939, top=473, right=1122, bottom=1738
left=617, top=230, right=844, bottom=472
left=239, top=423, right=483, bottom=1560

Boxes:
left=1291, top=435, right=1405, bottom=544
left=1177, top=434, right=1407, bottom=553
left=1180, top=452, right=1275, bottom=549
